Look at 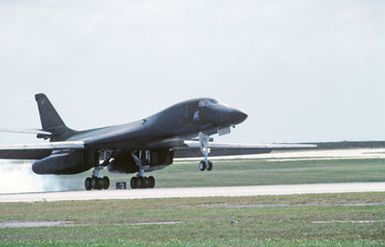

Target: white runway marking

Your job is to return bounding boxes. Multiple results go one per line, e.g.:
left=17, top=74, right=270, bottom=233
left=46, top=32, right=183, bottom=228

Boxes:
left=312, top=220, right=385, bottom=224
left=0, top=221, right=73, bottom=228
left=0, top=182, right=384, bottom=203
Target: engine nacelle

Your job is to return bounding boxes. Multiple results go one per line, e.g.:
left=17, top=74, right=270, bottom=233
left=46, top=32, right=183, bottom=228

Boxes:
left=108, top=149, right=174, bottom=174
left=108, top=154, right=137, bottom=174
left=32, top=150, right=94, bottom=175
left=150, top=149, right=174, bottom=166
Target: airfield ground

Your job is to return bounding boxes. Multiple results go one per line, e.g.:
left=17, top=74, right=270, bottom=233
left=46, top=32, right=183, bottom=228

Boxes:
left=2, top=149, right=385, bottom=192
left=35, top=151, right=385, bottom=191
left=1, top=193, right=385, bottom=246
left=1, top=153, right=385, bottom=246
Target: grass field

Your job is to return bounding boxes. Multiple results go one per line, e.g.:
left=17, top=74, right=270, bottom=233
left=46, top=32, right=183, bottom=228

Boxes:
left=54, top=158, right=385, bottom=190
left=1, top=158, right=385, bottom=246
left=1, top=193, right=385, bottom=246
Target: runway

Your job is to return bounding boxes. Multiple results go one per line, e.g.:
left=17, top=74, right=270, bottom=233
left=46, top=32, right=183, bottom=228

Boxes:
left=1, top=182, right=384, bottom=203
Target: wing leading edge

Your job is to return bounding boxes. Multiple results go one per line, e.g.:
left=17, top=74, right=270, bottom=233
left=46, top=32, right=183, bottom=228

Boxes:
left=174, top=141, right=317, bottom=158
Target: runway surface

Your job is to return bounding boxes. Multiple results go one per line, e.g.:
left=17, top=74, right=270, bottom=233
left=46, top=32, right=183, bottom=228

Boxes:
left=1, top=182, right=384, bottom=203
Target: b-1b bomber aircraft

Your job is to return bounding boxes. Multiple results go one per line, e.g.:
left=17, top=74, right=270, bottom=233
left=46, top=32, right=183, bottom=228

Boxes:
left=0, top=94, right=315, bottom=190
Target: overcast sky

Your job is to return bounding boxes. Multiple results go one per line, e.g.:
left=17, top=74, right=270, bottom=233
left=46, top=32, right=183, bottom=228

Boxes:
left=0, top=0, right=384, bottom=144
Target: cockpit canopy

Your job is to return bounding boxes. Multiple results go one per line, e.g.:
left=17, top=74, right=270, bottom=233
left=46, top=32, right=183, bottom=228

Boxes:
left=198, top=98, right=218, bottom=107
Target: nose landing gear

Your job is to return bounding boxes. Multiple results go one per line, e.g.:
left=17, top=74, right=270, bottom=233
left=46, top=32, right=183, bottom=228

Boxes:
left=199, top=160, right=213, bottom=172
left=198, top=132, right=214, bottom=172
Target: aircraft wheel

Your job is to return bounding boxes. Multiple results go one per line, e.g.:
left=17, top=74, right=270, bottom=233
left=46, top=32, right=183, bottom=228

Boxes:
left=207, top=161, right=213, bottom=171
left=130, top=177, right=138, bottom=189
left=143, top=177, right=150, bottom=189
left=148, top=176, right=155, bottom=188
left=96, top=178, right=103, bottom=190
left=102, top=176, right=110, bottom=190
left=137, top=177, right=145, bottom=189
left=91, top=177, right=98, bottom=189
left=85, top=177, right=92, bottom=191
left=199, top=161, right=207, bottom=171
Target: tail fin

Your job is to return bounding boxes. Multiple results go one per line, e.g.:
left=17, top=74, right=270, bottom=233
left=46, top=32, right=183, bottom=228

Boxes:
left=35, top=94, right=75, bottom=140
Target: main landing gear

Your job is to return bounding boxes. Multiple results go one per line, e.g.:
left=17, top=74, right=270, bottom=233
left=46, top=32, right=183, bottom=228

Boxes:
left=129, top=151, right=156, bottom=189
left=130, top=176, right=155, bottom=189
left=85, top=151, right=112, bottom=191
left=85, top=175, right=110, bottom=191
left=198, top=132, right=214, bottom=172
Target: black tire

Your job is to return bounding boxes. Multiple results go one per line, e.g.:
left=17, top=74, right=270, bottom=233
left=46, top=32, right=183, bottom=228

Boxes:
left=91, top=177, right=98, bottom=190
left=96, top=178, right=103, bottom=190
left=102, top=176, right=110, bottom=190
left=199, top=161, right=207, bottom=171
left=130, top=177, right=138, bottom=189
left=207, top=161, right=213, bottom=171
left=85, top=177, right=92, bottom=191
left=148, top=176, right=155, bottom=188
left=137, top=177, right=145, bottom=189
left=143, top=177, right=150, bottom=189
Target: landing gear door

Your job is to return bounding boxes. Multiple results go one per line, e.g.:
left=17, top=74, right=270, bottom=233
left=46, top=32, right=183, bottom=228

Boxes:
left=218, top=127, right=231, bottom=136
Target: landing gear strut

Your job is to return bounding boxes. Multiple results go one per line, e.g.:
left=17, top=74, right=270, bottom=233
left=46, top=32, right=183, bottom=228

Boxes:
left=85, top=151, right=112, bottom=191
left=198, top=132, right=214, bottom=172
left=130, top=151, right=156, bottom=189
left=85, top=166, right=110, bottom=191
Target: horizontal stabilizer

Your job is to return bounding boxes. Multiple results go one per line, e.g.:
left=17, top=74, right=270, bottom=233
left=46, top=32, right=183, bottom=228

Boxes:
left=0, top=128, right=52, bottom=135
left=0, top=141, right=85, bottom=160
left=0, top=141, right=84, bottom=150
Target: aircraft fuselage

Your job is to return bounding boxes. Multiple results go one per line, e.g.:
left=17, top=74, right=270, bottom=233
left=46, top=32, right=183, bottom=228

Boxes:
left=67, top=98, right=247, bottom=151
left=31, top=98, right=247, bottom=176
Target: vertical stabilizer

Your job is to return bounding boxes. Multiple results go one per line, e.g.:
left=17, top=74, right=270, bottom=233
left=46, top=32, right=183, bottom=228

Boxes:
left=35, top=94, right=74, bottom=140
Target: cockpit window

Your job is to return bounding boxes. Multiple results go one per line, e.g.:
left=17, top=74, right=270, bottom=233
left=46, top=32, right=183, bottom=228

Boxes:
left=198, top=100, right=207, bottom=107
left=198, top=99, right=217, bottom=107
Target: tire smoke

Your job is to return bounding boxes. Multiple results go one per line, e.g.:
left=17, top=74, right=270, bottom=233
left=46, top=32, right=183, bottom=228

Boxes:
left=0, top=161, right=68, bottom=193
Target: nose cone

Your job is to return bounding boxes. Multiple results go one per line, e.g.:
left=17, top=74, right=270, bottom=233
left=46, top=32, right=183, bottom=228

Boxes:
left=203, top=103, right=248, bottom=126
left=229, top=109, right=248, bottom=125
